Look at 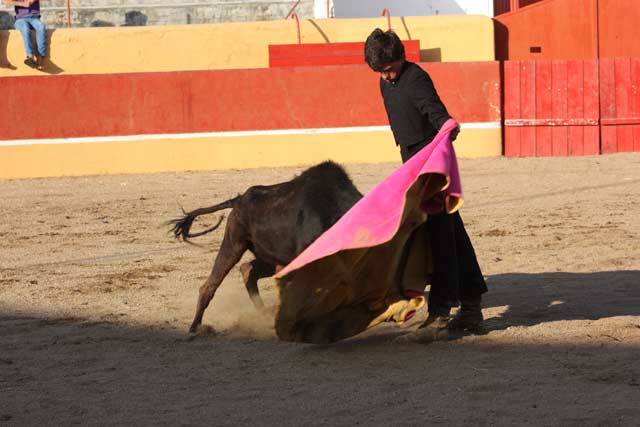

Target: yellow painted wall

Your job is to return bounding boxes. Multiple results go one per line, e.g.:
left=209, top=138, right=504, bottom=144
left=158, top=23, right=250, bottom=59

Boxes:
left=0, top=129, right=500, bottom=179
left=0, top=15, right=495, bottom=77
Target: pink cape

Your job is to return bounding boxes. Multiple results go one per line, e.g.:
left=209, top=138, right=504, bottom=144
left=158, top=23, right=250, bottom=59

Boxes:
left=274, top=119, right=463, bottom=343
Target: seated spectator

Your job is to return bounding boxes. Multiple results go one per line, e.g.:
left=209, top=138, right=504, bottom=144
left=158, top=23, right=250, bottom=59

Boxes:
left=4, top=0, right=46, bottom=70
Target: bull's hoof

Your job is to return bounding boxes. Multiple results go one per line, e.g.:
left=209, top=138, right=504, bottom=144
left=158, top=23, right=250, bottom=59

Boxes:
left=187, top=324, right=217, bottom=339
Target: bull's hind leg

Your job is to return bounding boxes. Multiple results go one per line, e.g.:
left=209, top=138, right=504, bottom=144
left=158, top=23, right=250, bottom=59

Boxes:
left=189, top=217, right=248, bottom=334
left=239, top=259, right=276, bottom=311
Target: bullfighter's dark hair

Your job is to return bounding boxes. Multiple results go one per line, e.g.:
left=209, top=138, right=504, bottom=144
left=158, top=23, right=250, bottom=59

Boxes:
left=364, top=28, right=406, bottom=72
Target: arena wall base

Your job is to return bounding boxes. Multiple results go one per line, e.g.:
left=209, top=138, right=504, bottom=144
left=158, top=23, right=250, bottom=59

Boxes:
left=0, top=128, right=501, bottom=179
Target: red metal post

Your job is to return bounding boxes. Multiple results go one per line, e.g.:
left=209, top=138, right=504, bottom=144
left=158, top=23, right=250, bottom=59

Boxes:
left=285, top=0, right=301, bottom=19
left=67, top=0, right=71, bottom=27
left=381, top=8, right=391, bottom=30
left=290, top=12, right=301, bottom=44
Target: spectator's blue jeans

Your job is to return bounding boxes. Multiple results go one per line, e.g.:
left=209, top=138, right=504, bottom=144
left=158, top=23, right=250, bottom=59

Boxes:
left=15, top=17, right=46, bottom=58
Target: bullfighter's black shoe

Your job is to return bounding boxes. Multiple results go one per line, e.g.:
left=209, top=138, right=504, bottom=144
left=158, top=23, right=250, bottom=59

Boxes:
left=448, top=298, right=484, bottom=334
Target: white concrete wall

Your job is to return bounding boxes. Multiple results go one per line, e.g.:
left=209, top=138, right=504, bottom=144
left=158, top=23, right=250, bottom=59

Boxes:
left=318, top=0, right=494, bottom=19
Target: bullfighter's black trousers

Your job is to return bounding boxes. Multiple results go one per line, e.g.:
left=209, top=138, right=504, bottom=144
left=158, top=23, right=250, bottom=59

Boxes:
left=425, top=211, right=487, bottom=314
left=401, top=141, right=488, bottom=314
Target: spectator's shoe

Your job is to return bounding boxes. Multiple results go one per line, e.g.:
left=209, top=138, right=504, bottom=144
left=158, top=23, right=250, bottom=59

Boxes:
left=35, top=56, right=44, bottom=71
left=394, top=313, right=450, bottom=344
left=448, top=300, right=484, bottom=334
left=24, top=57, right=38, bottom=69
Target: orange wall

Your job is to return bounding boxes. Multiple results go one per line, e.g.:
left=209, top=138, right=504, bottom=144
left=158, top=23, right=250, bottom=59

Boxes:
left=598, top=0, right=640, bottom=58
left=495, top=0, right=640, bottom=61
left=494, top=0, right=544, bottom=16
left=495, top=0, right=598, bottom=60
left=0, top=63, right=500, bottom=141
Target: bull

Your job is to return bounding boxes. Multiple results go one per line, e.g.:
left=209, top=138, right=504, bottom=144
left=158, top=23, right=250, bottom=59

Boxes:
left=168, top=161, right=363, bottom=333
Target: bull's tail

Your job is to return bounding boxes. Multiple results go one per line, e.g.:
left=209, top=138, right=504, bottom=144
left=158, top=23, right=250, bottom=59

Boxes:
left=167, top=196, right=239, bottom=242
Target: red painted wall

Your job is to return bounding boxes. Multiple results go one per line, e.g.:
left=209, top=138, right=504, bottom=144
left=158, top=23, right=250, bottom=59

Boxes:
left=269, top=40, right=421, bottom=67
left=0, top=63, right=500, bottom=141
left=504, top=58, right=640, bottom=156
left=600, top=58, right=640, bottom=153
left=496, top=0, right=640, bottom=154
left=504, top=60, right=600, bottom=157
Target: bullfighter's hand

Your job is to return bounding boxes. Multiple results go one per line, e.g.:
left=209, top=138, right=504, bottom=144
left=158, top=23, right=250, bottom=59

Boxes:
left=450, top=124, right=460, bottom=142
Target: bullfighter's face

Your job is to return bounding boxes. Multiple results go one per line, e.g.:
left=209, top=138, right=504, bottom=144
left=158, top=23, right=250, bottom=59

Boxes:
left=379, top=60, right=403, bottom=83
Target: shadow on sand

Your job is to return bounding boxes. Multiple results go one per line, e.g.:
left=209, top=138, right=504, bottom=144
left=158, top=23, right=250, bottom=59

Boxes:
left=303, top=269, right=640, bottom=349
left=1, top=269, right=639, bottom=424
left=481, top=270, right=640, bottom=331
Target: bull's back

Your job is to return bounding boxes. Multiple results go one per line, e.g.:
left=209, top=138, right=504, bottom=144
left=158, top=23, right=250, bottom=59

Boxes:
left=240, top=161, right=362, bottom=264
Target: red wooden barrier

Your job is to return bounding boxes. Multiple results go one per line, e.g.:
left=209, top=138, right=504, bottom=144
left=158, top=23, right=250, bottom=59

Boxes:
left=269, top=40, right=421, bottom=68
left=504, top=59, right=599, bottom=156
left=0, top=62, right=499, bottom=141
left=599, top=58, right=640, bottom=153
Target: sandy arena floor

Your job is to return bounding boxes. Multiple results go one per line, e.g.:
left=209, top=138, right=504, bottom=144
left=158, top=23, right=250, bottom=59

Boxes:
left=1, top=154, right=639, bottom=425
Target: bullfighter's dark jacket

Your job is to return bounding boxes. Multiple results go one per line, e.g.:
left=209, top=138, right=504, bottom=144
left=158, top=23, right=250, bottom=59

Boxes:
left=380, top=61, right=452, bottom=149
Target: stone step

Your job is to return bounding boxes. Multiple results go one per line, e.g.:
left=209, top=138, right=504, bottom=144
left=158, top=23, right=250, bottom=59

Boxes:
left=1, top=0, right=313, bottom=28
